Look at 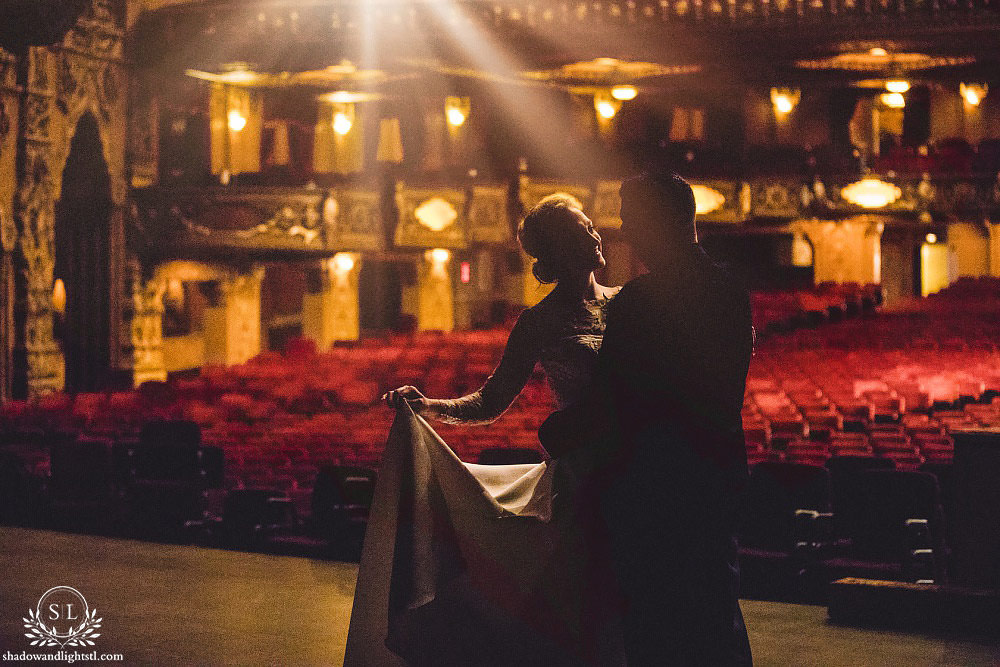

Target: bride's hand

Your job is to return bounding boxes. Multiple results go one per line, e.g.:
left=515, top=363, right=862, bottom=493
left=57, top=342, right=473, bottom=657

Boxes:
left=382, top=385, right=437, bottom=415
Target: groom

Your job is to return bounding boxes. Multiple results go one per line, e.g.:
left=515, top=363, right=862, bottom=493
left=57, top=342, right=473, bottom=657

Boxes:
left=595, top=171, right=754, bottom=664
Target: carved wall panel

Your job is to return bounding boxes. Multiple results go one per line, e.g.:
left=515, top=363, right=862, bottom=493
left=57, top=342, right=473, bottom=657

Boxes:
left=323, top=188, right=384, bottom=251
left=467, top=185, right=511, bottom=243
left=10, top=0, right=127, bottom=396
left=394, top=183, right=467, bottom=249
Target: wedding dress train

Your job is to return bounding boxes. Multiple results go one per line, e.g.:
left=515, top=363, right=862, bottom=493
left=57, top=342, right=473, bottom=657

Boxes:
left=344, top=405, right=622, bottom=666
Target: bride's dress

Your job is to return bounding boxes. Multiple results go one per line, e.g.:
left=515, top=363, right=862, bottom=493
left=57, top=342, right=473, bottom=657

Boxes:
left=345, top=291, right=623, bottom=666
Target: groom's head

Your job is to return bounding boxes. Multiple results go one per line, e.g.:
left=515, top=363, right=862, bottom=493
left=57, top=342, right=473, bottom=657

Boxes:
left=619, top=171, right=698, bottom=266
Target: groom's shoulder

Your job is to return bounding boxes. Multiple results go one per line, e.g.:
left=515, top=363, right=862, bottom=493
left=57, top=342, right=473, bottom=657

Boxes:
left=610, top=275, right=657, bottom=313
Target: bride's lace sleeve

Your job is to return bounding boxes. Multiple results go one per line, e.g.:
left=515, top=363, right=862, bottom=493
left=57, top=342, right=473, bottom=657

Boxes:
left=433, top=310, right=543, bottom=425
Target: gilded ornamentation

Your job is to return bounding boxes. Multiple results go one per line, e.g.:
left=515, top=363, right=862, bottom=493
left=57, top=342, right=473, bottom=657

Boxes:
left=395, top=184, right=467, bottom=249
left=0, top=98, right=10, bottom=145
left=0, top=206, right=16, bottom=252
left=11, top=1, right=126, bottom=396
left=324, top=190, right=384, bottom=251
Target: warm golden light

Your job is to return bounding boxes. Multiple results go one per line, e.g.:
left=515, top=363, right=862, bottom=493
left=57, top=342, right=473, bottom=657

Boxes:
left=691, top=185, right=726, bottom=215
left=960, top=83, right=987, bottom=106
left=596, top=100, right=618, bottom=119
left=841, top=178, right=902, bottom=209
left=415, top=198, right=458, bottom=232
left=427, top=248, right=451, bottom=264
left=52, top=279, right=66, bottom=315
left=770, top=88, right=801, bottom=116
left=445, top=96, right=471, bottom=128
left=333, top=111, right=353, bottom=136
left=611, top=85, right=638, bottom=101
left=925, top=233, right=937, bottom=244
left=880, top=92, right=906, bottom=108
left=869, top=47, right=888, bottom=57
left=885, top=80, right=910, bottom=94
left=227, top=109, right=247, bottom=132
left=791, top=233, right=813, bottom=267
left=332, top=252, right=356, bottom=273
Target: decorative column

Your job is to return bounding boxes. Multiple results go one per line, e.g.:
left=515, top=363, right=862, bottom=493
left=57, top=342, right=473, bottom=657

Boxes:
left=793, top=218, right=883, bottom=286
left=302, top=253, right=361, bottom=349
left=947, top=222, right=990, bottom=278
left=203, top=267, right=264, bottom=366
left=418, top=248, right=454, bottom=332
left=131, top=276, right=167, bottom=385
left=14, top=47, right=63, bottom=396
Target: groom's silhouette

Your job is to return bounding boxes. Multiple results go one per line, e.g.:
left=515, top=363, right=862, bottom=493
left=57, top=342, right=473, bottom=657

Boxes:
left=596, top=171, right=753, bottom=664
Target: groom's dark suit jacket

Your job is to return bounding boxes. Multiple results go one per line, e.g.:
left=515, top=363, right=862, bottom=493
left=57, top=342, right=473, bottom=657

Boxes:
left=595, top=243, right=753, bottom=664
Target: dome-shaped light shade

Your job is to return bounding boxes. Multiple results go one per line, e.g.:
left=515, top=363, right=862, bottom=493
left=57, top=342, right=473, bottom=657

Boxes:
left=886, top=80, right=910, bottom=94
left=880, top=92, right=906, bottom=108
left=841, top=178, right=902, bottom=209
left=611, top=85, right=638, bottom=101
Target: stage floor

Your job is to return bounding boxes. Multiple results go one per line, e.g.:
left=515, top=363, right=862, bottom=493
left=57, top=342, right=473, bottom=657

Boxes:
left=0, top=527, right=997, bottom=665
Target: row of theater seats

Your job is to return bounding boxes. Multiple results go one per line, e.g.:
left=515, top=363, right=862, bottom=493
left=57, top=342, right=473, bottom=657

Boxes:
left=743, top=278, right=1000, bottom=470
left=740, top=456, right=954, bottom=600
left=873, top=138, right=1000, bottom=176
left=0, top=279, right=997, bottom=586
left=750, top=283, right=881, bottom=336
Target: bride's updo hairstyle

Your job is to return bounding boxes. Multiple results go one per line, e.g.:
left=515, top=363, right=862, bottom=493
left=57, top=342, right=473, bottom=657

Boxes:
left=518, top=193, right=586, bottom=284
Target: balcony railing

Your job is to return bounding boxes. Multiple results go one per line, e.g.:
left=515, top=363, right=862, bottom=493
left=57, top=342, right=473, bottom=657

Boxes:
left=129, top=171, right=1000, bottom=262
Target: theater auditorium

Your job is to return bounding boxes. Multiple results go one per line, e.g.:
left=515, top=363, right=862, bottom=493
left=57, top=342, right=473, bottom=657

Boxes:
left=1, top=0, right=999, bottom=664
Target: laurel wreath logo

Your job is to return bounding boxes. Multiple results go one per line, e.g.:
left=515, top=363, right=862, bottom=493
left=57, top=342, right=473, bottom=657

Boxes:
left=23, top=606, right=102, bottom=648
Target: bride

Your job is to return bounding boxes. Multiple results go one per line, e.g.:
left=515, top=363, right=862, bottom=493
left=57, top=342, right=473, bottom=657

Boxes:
left=345, top=194, right=623, bottom=666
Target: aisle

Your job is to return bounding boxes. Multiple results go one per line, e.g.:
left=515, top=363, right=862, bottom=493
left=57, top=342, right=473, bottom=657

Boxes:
left=0, top=528, right=997, bottom=666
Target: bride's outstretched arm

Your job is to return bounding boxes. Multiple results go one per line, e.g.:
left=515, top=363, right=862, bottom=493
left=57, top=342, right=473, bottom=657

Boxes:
left=384, top=311, right=542, bottom=425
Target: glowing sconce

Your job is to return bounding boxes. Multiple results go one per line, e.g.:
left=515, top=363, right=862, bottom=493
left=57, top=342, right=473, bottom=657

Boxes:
left=594, top=92, right=622, bottom=121
left=332, top=104, right=354, bottom=136
left=880, top=92, right=906, bottom=109
left=331, top=252, right=356, bottom=274
left=611, top=85, right=638, bottom=101
left=429, top=248, right=451, bottom=264
left=841, top=178, right=902, bottom=209
left=770, top=88, right=800, bottom=116
left=690, top=185, right=726, bottom=215
left=445, top=96, right=471, bottom=127
left=415, top=197, right=458, bottom=232
left=52, top=279, right=66, bottom=315
left=885, top=80, right=910, bottom=94
left=227, top=109, right=247, bottom=132
left=960, top=83, right=987, bottom=107
left=925, top=233, right=937, bottom=244
left=426, top=248, right=452, bottom=277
